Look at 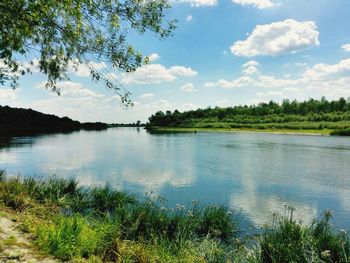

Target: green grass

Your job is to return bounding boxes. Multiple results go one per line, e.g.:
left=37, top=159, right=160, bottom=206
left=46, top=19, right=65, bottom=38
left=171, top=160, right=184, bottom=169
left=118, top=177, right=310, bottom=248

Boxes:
left=0, top=172, right=349, bottom=262
left=258, top=207, right=350, bottom=263
left=0, top=172, right=240, bottom=262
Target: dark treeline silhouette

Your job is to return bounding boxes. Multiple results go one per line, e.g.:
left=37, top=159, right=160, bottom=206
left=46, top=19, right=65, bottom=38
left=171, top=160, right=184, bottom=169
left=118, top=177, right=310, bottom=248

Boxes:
left=109, top=120, right=145, bottom=127
left=147, top=97, right=350, bottom=132
left=0, top=105, right=108, bottom=135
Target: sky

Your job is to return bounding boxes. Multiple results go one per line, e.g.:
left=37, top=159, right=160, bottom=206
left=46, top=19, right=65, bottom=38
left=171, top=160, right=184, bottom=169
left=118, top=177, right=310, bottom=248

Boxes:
left=1, top=0, right=350, bottom=123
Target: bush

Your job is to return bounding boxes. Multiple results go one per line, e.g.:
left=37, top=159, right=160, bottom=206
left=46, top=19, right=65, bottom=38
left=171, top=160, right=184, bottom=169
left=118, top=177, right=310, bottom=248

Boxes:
left=330, top=129, right=350, bottom=136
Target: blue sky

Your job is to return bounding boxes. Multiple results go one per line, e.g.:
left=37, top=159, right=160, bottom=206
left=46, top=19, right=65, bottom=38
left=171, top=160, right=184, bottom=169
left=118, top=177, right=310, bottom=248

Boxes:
left=1, top=0, right=350, bottom=123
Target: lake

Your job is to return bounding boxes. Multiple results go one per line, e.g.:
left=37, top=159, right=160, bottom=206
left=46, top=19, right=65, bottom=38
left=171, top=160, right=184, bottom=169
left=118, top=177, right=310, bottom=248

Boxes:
left=1, top=128, right=350, bottom=232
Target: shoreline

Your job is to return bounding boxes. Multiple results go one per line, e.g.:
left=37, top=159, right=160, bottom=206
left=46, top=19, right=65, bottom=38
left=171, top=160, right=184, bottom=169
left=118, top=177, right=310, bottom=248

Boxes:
left=147, top=127, right=333, bottom=136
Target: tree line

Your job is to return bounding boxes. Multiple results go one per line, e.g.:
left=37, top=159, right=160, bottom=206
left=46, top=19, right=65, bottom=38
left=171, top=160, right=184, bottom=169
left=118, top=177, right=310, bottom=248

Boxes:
left=147, top=97, right=350, bottom=130
left=0, top=105, right=108, bottom=135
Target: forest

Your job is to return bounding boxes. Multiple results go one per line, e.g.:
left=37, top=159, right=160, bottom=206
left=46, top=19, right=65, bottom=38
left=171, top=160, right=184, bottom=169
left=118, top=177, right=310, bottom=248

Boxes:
left=0, top=105, right=108, bottom=135
left=147, top=97, right=350, bottom=134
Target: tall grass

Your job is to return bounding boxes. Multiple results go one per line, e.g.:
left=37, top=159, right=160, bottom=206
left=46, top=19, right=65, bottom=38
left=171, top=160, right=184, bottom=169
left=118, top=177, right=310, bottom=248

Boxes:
left=257, top=207, right=350, bottom=263
left=1, top=174, right=349, bottom=262
left=0, top=174, right=240, bottom=262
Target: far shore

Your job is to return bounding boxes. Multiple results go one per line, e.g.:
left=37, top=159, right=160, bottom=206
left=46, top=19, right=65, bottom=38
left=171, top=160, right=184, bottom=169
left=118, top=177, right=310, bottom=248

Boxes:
left=147, top=127, right=334, bottom=136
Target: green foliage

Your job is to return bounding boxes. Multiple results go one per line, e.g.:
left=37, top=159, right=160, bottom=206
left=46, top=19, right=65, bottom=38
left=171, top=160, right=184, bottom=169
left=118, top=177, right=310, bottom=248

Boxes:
left=259, top=208, right=314, bottom=263
left=330, top=129, right=350, bottom=136
left=0, top=175, right=240, bottom=261
left=200, top=205, right=238, bottom=241
left=1, top=174, right=349, bottom=262
left=0, top=175, right=32, bottom=211
left=116, top=196, right=239, bottom=245
left=0, top=0, right=176, bottom=104
left=0, top=170, right=5, bottom=182
left=36, top=215, right=99, bottom=260
left=310, top=210, right=350, bottom=263
left=89, top=185, right=136, bottom=214
left=0, top=105, right=109, bottom=136
left=147, top=98, right=350, bottom=133
left=258, top=207, right=350, bottom=263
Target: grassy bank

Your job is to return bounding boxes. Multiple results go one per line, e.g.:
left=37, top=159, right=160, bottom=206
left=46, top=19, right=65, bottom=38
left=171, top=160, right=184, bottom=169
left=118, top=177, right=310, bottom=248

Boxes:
left=148, top=126, right=333, bottom=136
left=1, top=171, right=349, bottom=262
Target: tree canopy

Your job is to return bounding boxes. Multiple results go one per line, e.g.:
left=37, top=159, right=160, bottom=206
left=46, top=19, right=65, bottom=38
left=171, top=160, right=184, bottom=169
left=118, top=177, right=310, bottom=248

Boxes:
left=0, top=0, right=176, bottom=105
left=147, top=97, right=350, bottom=130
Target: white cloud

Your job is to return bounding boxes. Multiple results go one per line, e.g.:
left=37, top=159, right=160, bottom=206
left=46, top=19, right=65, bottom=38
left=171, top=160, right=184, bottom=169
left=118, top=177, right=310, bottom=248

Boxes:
left=121, top=64, right=197, bottom=85
left=36, top=81, right=103, bottom=98
left=232, top=0, right=275, bottom=9
left=69, top=61, right=107, bottom=77
left=231, top=19, right=320, bottom=57
left=181, top=83, right=198, bottom=92
left=242, top=60, right=260, bottom=75
left=147, top=53, right=160, bottom=62
left=139, top=93, right=154, bottom=99
left=256, top=75, right=301, bottom=88
left=205, top=76, right=254, bottom=89
left=206, top=58, right=350, bottom=103
left=0, top=88, right=17, bottom=100
left=168, top=66, right=197, bottom=76
left=172, top=0, right=217, bottom=7
left=303, top=59, right=350, bottom=80
left=342, top=44, right=350, bottom=52
left=256, top=90, right=283, bottom=98
left=186, top=15, right=193, bottom=22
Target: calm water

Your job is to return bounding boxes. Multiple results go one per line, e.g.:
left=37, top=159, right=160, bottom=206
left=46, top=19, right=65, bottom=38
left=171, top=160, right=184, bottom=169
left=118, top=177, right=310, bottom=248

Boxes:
left=1, top=128, right=350, bottom=231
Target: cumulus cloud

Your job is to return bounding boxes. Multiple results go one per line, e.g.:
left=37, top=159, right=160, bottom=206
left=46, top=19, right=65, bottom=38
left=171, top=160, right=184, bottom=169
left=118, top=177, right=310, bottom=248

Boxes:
left=172, top=0, right=217, bottom=7
left=147, top=53, right=160, bottom=62
left=231, top=19, right=320, bottom=57
left=205, top=58, right=350, bottom=103
left=36, top=81, right=103, bottom=98
left=242, top=60, right=260, bottom=75
left=181, top=83, right=198, bottom=92
left=0, top=88, right=17, bottom=100
left=232, top=0, right=275, bottom=9
left=68, top=61, right=107, bottom=77
left=139, top=93, right=154, bottom=99
left=342, top=44, right=350, bottom=52
left=205, top=76, right=254, bottom=89
left=121, top=64, right=197, bottom=85
left=303, top=59, right=350, bottom=80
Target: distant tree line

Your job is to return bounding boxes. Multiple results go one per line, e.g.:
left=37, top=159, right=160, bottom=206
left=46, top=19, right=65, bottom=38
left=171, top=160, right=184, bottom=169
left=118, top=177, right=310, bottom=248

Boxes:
left=147, top=97, right=350, bottom=131
left=109, top=120, right=144, bottom=127
left=0, top=105, right=108, bottom=135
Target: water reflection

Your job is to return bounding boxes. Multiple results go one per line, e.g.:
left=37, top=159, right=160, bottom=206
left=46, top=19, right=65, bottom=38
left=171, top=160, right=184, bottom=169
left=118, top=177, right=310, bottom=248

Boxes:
left=1, top=128, right=350, bottom=230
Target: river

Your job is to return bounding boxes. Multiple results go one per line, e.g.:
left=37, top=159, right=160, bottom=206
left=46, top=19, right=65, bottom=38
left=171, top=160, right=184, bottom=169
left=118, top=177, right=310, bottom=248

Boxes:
left=1, top=128, right=350, bottom=231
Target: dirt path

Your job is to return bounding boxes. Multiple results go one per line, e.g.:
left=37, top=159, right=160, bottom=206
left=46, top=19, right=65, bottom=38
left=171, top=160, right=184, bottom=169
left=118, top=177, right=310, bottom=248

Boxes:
left=0, top=213, right=57, bottom=263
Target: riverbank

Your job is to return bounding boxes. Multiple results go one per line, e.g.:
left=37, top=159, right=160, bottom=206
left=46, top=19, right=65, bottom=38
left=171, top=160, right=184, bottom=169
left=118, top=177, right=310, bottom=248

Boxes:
left=147, top=126, right=334, bottom=136
left=1, top=171, right=349, bottom=262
